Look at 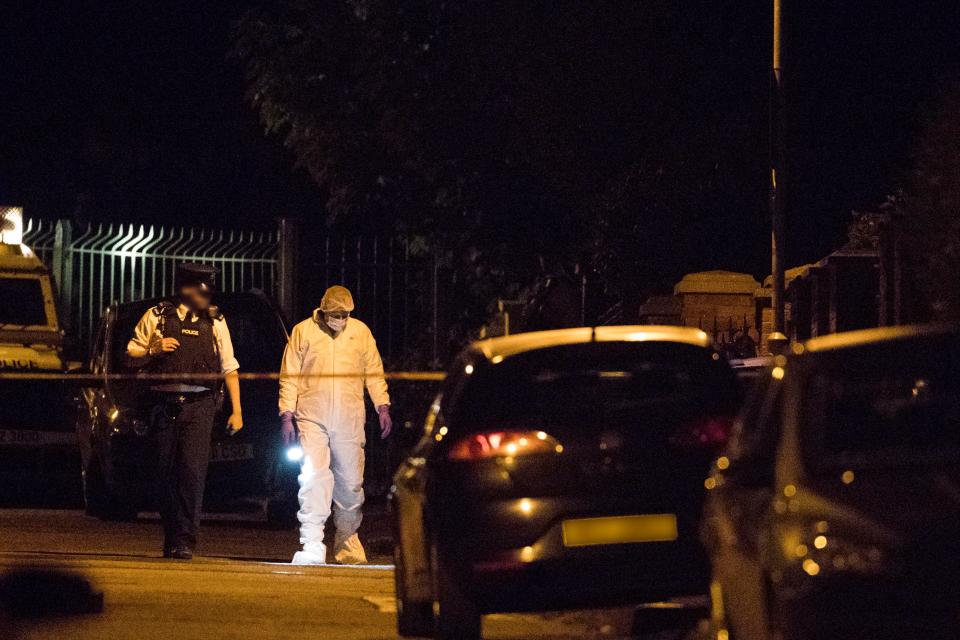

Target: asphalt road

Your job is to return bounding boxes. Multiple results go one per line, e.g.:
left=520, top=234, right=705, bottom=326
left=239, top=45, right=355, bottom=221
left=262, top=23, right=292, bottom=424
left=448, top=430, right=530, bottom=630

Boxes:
left=0, top=509, right=704, bottom=640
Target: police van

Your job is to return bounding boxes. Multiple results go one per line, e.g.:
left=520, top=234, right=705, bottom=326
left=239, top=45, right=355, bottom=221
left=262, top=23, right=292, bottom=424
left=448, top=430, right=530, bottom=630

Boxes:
left=0, top=207, right=77, bottom=500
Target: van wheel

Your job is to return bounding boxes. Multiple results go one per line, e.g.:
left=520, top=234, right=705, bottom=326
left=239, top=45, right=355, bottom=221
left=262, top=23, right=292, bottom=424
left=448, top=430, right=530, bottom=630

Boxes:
left=82, top=457, right=137, bottom=521
left=395, top=542, right=433, bottom=636
left=431, top=544, right=481, bottom=640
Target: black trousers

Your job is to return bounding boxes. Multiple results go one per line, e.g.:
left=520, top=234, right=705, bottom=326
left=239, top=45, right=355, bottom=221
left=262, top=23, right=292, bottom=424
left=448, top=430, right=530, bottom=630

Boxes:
left=153, top=393, right=216, bottom=550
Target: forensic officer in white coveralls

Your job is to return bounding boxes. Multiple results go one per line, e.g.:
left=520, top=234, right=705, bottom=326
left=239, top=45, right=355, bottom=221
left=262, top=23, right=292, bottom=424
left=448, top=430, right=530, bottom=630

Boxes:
left=278, top=285, right=392, bottom=565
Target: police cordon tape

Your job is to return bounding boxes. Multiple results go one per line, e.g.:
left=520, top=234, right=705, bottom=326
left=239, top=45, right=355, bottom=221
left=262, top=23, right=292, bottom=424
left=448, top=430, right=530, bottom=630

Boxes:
left=0, top=371, right=447, bottom=382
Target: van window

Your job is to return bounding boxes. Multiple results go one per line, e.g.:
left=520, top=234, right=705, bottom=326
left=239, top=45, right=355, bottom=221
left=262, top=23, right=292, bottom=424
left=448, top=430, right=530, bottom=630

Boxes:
left=0, top=277, right=46, bottom=326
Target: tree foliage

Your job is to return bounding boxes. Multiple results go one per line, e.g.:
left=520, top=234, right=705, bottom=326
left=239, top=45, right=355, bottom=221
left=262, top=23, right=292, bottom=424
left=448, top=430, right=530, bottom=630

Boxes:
left=233, top=1, right=762, bottom=336
left=896, top=81, right=960, bottom=319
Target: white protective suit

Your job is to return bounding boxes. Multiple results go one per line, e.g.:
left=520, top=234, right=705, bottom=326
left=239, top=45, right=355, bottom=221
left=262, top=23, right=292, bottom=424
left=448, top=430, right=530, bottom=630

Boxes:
left=279, top=310, right=389, bottom=564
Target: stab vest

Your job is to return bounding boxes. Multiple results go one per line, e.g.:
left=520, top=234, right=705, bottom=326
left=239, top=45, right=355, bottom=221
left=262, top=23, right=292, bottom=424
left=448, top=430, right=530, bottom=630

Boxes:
left=150, top=301, right=221, bottom=389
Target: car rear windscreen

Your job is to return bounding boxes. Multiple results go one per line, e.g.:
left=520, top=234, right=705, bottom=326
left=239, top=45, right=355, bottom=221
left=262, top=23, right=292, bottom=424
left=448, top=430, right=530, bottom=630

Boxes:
left=0, top=277, right=47, bottom=326
left=803, top=335, right=960, bottom=467
left=453, top=342, right=741, bottom=431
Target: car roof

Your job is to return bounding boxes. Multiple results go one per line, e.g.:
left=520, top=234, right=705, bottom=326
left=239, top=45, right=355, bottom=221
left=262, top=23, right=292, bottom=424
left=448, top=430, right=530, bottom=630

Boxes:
left=470, top=325, right=712, bottom=361
left=804, top=323, right=960, bottom=354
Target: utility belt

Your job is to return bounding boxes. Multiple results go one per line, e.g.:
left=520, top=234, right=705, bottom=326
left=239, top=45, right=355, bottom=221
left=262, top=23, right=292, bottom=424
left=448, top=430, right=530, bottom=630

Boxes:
left=150, top=389, right=215, bottom=421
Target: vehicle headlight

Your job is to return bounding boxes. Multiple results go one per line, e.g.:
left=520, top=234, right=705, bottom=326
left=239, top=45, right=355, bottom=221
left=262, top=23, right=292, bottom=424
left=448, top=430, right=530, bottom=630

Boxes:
left=110, top=413, right=149, bottom=436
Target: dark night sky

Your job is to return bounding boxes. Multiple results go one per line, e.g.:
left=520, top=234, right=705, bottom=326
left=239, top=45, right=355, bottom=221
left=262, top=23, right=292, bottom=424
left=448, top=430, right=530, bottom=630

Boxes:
left=0, top=1, right=321, bottom=230
left=2, top=1, right=959, bottom=276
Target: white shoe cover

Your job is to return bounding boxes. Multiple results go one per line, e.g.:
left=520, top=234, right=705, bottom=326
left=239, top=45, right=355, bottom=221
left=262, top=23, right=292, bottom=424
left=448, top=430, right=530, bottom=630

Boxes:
left=332, top=533, right=367, bottom=565
left=291, top=545, right=327, bottom=565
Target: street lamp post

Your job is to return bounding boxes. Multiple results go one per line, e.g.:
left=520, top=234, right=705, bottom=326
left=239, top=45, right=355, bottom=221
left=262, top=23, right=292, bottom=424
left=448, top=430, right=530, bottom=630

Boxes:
left=770, top=0, right=786, bottom=335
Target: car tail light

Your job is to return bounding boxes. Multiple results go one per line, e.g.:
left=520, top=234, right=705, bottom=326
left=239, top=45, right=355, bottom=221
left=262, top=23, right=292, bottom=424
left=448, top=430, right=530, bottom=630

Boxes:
left=447, top=430, right=563, bottom=461
left=669, top=415, right=734, bottom=448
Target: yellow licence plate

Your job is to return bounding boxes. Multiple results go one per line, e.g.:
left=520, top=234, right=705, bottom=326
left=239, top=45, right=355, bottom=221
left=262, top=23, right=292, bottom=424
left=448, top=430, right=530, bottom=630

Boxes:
left=561, top=514, right=678, bottom=547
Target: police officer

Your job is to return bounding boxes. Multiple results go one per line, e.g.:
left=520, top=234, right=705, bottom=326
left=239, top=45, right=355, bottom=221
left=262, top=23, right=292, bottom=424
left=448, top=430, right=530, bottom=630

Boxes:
left=126, top=263, right=243, bottom=559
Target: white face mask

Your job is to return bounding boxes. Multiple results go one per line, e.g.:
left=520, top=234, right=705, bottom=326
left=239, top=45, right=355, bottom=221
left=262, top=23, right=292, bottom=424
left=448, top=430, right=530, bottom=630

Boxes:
left=325, top=316, right=347, bottom=332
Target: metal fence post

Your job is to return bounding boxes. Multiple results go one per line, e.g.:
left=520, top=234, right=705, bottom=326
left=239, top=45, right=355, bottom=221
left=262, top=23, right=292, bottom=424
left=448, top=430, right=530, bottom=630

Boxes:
left=53, top=219, right=74, bottom=331
left=277, top=218, right=299, bottom=322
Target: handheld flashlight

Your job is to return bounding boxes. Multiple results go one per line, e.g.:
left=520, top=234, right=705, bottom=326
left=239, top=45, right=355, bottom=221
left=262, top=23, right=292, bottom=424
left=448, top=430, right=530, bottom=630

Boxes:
left=286, top=445, right=304, bottom=462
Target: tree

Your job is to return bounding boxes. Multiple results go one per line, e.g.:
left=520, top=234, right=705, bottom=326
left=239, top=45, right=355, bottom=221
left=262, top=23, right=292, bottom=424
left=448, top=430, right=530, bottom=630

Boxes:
left=896, top=81, right=960, bottom=319
left=233, top=1, right=761, bottom=341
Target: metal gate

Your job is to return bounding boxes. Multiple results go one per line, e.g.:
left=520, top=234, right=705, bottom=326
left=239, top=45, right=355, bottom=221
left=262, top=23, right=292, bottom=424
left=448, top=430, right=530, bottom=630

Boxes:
left=22, top=216, right=457, bottom=364
left=295, top=228, right=449, bottom=368
left=23, top=218, right=279, bottom=349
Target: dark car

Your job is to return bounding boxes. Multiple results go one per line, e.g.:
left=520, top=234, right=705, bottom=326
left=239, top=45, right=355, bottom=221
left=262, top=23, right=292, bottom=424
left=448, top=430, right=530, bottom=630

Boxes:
left=390, top=325, right=743, bottom=640
left=73, top=291, right=300, bottom=525
left=702, top=324, right=960, bottom=640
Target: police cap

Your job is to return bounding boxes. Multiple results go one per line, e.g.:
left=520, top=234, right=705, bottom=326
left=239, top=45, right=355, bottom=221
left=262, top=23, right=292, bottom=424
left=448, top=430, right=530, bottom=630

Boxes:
left=174, top=262, right=218, bottom=293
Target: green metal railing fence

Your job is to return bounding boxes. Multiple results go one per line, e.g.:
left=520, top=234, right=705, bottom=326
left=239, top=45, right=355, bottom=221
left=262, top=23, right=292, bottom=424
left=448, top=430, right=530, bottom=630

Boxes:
left=23, top=218, right=280, bottom=350
left=22, top=218, right=447, bottom=363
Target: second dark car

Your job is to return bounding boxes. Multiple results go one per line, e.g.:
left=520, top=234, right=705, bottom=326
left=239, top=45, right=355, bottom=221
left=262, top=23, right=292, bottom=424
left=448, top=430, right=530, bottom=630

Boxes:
left=703, top=324, right=960, bottom=640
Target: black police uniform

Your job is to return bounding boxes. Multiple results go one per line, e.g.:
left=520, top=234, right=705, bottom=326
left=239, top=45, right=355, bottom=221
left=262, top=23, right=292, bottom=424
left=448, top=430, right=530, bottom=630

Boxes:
left=148, top=264, right=224, bottom=556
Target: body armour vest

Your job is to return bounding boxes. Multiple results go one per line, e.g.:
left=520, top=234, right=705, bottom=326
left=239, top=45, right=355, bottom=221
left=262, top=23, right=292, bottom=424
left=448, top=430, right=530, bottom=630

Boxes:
left=151, top=301, right=221, bottom=389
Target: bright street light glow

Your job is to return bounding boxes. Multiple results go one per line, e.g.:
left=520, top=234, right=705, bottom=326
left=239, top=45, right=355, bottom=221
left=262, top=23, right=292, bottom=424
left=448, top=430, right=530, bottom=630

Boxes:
left=1, top=207, right=24, bottom=245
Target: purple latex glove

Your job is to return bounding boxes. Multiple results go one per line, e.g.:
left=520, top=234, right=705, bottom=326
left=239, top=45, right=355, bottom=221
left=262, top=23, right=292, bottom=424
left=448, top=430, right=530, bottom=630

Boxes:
left=280, top=411, right=297, bottom=445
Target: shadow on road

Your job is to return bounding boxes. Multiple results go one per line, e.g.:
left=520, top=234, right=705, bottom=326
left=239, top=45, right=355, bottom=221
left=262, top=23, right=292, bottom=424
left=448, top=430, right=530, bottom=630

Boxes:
left=0, top=566, right=103, bottom=639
